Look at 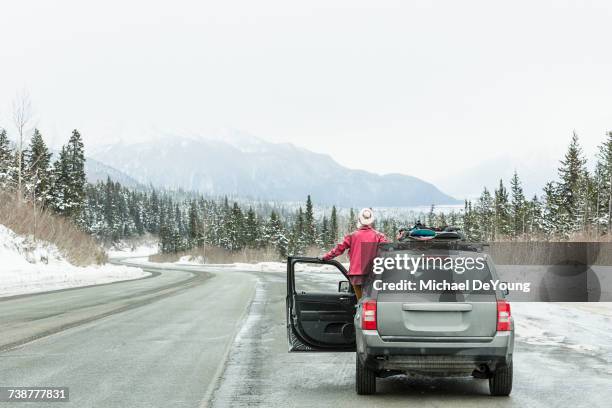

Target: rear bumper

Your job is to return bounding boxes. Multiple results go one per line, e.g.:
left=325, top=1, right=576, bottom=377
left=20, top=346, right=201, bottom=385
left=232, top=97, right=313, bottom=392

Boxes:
left=356, top=329, right=514, bottom=374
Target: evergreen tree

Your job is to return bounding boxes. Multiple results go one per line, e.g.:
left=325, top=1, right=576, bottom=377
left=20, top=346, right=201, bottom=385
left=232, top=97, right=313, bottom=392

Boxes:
left=188, top=199, right=204, bottom=248
left=493, top=179, right=511, bottom=238
left=159, top=206, right=173, bottom=253
left=174, top=203, right=186, bottom=251
left=476, top=187, right=494, bottom=241
left=244, top=207, right=260, bottom=248
left=265, top=211, right=288, bottom=257
left=319, top=216, right=329, bottom=247
left=102, top=178, right=120, bottom=240
left=594, top=131, right=612, bottom=234
left=227, top=202, right=244, bottom=250
left=50, top=130, right=87, bottom=219
left=25, top=129, right=53, bottom=204
left=329, top=206, right=339, bottom=245
left=303, top=195, right=316, bottom=246
left=49, top=146, right=71, bottom=215
left=129, top=191, right=144, bottom=235
left=542, top=182, right=564, bottom=236
left=462, top=200, right=474, bottom=240
left=447, top=211, right=458, bottom=228
left=289, top=207, right=306, bottom=255
left=557, top=132, right=587, bottom=232
left=527, top=194, right=543, bottom=237
left=217, top=197, right=232, bottom=249
left=347, top=208, right=356, bottom=234
left=435, top=211, right=447, bottom=228
left=576, top=170, right=594, bottom=232
left=509, top=171, right=526, bottom=237
left=426, top=204, right=435, bottom=227
left=0, top=129, right=14, bottom=189
left=380, top=217, right=397, bottom=240
left=67, top=130, right=86, bottom=218
left=148, top=190, right=161, bottom=234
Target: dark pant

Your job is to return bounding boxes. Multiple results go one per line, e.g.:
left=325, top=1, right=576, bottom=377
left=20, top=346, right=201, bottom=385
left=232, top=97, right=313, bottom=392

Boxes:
left=352, top=284, right=363, bottom=300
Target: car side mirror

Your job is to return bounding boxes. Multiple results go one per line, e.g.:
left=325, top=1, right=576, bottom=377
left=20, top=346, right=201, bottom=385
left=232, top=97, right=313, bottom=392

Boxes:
left=338, top=280, right=350, bottom=293
left=502, top=282, right=510, bottom=296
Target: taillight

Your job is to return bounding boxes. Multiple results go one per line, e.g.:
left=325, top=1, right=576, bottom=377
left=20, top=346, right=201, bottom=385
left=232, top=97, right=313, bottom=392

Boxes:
left=496, top=300, right=511, bottom=331
left=362, top=300, right=377, bottom=330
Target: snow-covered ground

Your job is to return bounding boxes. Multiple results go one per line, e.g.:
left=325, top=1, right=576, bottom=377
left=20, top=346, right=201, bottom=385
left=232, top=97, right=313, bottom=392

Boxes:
left=512, top=302, right=612, bottom=373
left=226, top=261, right=287, bottom=272
left=0, top=225, right=149, bottom=297
left=174, top=255, right=207, bottom=265
left=107, top=241, right=159, bottom=258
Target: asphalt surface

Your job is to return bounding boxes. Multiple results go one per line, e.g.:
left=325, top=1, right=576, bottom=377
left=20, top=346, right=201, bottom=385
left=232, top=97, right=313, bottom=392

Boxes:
left=0, top=260, right=256, bottom=407
left=1, top=260, right=611, bottom=407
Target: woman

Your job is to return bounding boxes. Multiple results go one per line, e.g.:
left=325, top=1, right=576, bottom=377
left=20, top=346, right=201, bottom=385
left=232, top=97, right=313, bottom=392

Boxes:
left=321, top=208, right=388, bottom=299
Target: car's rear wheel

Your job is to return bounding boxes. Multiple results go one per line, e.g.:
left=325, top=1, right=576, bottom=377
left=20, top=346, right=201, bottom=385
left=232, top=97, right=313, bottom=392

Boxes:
left=489, top=361, right=513, bottom=396
left=356, top=353, right=376, bottom=395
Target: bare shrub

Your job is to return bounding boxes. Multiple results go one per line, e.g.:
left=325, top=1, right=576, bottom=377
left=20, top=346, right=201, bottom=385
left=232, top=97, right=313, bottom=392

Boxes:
left=150, top=245, right=280, bottom=264
left=149, top=252, right=181, bottom=263
left=487, top=241, right=612, bottom=266
left=0, top=192, right=106, bottom=266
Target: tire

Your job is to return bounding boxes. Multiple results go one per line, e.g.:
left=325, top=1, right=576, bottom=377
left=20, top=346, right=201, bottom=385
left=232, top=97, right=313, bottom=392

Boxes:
left=489, top=361, right=513, bottom=396
left=356, top=353, right=376, bottom=395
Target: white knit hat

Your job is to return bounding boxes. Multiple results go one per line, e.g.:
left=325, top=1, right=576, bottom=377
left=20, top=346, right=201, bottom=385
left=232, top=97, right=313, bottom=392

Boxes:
left=357, top=208, right=374, bottom=227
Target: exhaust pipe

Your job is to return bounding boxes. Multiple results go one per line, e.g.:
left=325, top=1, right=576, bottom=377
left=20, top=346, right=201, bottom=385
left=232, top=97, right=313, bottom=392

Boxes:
left=472, top=364, right=490, bottom=379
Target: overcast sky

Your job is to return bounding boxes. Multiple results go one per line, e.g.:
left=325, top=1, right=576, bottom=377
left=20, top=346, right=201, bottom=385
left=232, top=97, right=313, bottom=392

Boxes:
left=1, top=0, right=611, bottom=197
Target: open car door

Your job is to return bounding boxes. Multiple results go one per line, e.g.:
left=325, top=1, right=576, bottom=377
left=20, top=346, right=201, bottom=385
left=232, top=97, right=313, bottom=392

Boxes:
left=287, top=256, right=357, bottom=351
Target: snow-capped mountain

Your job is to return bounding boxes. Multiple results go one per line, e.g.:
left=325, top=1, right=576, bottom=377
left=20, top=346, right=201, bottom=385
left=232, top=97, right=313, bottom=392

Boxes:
left=85, top=157, right=142, bottom=188
left=89, top=131, right=459, bottom=207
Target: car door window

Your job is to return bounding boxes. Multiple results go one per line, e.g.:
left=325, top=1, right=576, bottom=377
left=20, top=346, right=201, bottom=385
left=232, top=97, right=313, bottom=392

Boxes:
left=287, top=257, right=357, bottom=351
left=294, top=262, right=349, bottom=294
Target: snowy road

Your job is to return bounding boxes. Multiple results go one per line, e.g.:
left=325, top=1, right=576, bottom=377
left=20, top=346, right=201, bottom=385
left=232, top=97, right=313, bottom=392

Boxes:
left=0, top=261, right=257, bottom=408
left=1, top=261, right=611, bottom=407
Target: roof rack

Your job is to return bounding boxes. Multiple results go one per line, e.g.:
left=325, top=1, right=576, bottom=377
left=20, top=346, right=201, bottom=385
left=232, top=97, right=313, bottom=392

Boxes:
left=381, top=241, right=486, bottom=253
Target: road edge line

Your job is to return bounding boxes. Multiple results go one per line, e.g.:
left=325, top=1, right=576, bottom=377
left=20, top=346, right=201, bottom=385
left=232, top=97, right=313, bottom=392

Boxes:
left=199, top=275, right=260, bottom=408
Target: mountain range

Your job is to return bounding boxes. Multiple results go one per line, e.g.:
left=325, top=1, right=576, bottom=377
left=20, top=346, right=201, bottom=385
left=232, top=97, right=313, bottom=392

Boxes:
left=85, top=157, right=141, bottom=188
left=87, top=131, right=459, bottom=207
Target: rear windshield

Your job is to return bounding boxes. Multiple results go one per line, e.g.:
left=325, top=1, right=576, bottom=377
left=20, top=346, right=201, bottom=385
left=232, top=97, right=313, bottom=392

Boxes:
left=365, top=250, right=497, bottom=302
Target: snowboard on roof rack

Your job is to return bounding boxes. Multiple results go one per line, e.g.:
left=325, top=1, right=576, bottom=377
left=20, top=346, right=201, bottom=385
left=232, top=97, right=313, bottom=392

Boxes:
left=404, top=224, right=464, bottom=241
left=407, top=228, right=436, bottom=240
left=433, top=230, right=463, bottom=240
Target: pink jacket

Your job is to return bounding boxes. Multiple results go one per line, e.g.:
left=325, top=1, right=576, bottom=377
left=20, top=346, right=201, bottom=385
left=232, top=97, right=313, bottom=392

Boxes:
left=323, top=225, right=389, bottom=284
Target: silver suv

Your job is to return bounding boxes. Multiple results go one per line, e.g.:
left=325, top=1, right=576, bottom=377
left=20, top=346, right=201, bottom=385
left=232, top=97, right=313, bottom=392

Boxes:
left=286, top=243, right=514, bottom=396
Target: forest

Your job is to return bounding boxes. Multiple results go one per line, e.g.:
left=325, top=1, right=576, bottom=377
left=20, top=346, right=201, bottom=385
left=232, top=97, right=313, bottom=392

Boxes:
left=1, top=126, right=611, bottom=261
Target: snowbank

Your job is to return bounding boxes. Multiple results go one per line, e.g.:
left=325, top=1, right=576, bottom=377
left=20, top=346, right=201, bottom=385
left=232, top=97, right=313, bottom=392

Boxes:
left=227, top=262, right=287, bottom=272
left=513, top=302, right=612, bottom=366
left=107, top=241, right=159, bottom=259
left=175, top=255, right=207, bottom=265
left=0, top=225, right=149, bottom=297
